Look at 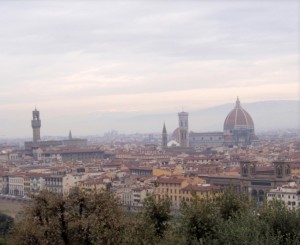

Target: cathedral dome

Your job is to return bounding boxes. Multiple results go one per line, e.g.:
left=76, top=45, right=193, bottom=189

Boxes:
left=224, top=97, right=254, bottom=132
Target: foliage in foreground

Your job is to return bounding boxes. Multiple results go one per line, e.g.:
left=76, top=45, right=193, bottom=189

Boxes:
left=7, top=189, right=300, bottom=245
left=0, top=212, right=13, bottom=245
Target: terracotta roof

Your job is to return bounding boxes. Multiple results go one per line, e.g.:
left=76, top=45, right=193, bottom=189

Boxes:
left=129, top=166, right=153, bottom=171
left=156, top=177, right=185, bottom=184
left=181, top=184, right=222, bottom=192
left=44, top=148, right=104, bottom=154
left=81, top=178, right=105, bottom=185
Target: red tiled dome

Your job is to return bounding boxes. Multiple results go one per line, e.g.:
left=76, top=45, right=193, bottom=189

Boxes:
left=224, top=98, right=254, bottom=131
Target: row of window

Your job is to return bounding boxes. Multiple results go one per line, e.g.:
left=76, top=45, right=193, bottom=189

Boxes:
left=287, top=201, right=298, bottom=206
left=157, top=188, right=215, bottom=195
left=268, top=193, right=297, bottom=199
left=157, top=188, right=179, bottom=194
left=9, top=179, right=24, bottom=184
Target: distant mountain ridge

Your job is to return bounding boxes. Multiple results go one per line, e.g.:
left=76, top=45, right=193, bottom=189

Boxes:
left=31, top=100, right=300, bottom=137
left=116, top=100, right=300, bottom=134
left=190, top=100, right=300, bottom=133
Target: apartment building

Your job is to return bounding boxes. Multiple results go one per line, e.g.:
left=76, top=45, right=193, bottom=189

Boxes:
left=154, top=176, right=222, bottom=208
left=267, top=182, right=300, bottom=209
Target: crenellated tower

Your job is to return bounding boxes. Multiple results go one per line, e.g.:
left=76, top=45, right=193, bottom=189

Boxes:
left=31, top=108, right=41, bottom=142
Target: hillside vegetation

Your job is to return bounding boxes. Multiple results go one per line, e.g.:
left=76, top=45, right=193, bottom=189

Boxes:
left=5, top=189, right=300, bottom=245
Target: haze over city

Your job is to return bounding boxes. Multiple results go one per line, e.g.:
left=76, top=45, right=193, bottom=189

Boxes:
left=2, top=2, right=300, bottom=244
left=0, top=1, right=299, bottom=137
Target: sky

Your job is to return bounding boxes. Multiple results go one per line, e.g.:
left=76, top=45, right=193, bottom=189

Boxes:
left=0, top=1, right=299, bottom=137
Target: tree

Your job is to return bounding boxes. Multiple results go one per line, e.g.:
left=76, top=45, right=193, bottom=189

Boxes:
left=258, top=200, right=300, bottom=244
left=142, top=195, right=171, bottom=238
left=124, top=194, right=171, bottom=245
left=67, top=188, right=125, bottom=245
left=216, top=188, right=250, bottom=220
left=178, top=195, right=221, bottom=244
left=215, top=211, right=280, bottom=245
left=9, top=189, right=125, bottom=245
left=0, top=212, right=14, bottom=244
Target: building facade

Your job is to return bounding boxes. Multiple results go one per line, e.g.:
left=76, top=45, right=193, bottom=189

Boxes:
left=267, top=182, right=300, bottom=209
left=189, top=132, right=224, bottom=147
left=203, top=160, right=293, bottom=204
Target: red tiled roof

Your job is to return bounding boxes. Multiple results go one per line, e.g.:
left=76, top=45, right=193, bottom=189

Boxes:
left=181, top=184, right=222, bottom=192
left=129, top=166, right=153, bottom=171
left=156, top=177, right=185, bottom=184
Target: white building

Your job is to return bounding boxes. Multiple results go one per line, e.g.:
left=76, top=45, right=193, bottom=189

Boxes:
left=132, top=187, right=153, bottom=207
left=267, top=182, right=300, bottom=209
left=8, top=175, right=25, bottom=196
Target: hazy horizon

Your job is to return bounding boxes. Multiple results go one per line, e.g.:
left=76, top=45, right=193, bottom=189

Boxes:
left=0, top=2, right=299, bottom=137
left=0, top=99, right=299, bottom=138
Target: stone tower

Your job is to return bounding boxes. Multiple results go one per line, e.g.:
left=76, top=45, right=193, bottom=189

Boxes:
left=31, top=108, right=41, bottom=142
left=178, top=111, right=189, bottom=147
left=162, top=123, right=168, bottom=149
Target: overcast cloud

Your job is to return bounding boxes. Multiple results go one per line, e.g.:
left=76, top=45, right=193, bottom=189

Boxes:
left=0, top=1, right=299, bottom=137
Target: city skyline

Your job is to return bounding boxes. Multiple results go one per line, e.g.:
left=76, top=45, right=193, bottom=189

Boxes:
left=0, top=2, right=299, bottom=137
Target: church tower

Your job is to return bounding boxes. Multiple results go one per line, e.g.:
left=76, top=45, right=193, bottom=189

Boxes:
left=31, top=108, right=41, bottom=142
left=162, top=123, right=168, bottom=149
left=178, top=111, right=189, bottom=147
left=69, top=130, right=73, bottom=140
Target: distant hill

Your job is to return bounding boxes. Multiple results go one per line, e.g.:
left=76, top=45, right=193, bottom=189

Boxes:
left=41, top=100, right=300, bottom=136
left=190, top=100, right=300, bottom=133
left=113, top=100, right=300, bottom=134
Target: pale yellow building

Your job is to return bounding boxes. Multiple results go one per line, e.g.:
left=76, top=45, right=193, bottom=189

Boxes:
left=79, top=177, right=108, bottom=193
left=154, top=176, right=222, bottom=208
left=154, top=177, right=189, bottom=207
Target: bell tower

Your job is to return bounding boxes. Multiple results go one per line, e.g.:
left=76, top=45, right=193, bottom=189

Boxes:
left=178, top=111, right=189, bottom=147
left=31, top=108, right=41, bottom=142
